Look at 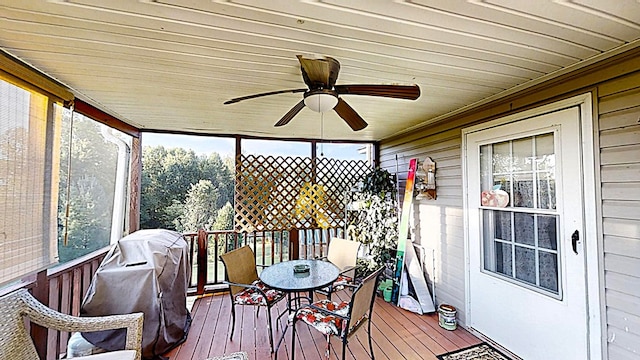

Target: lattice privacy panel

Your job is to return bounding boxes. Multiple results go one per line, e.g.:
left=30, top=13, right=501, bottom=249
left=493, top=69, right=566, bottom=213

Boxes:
left=234, top=155, right=371, bottom=232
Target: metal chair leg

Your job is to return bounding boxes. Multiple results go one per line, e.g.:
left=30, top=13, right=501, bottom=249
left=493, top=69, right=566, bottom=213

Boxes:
left=267, top=305, right=275, bottom=352
left=368, top=318, right=375, bottom=359
left=229, top=302, right=236, bottom=339
left=291, top=317, right=297, bottom=360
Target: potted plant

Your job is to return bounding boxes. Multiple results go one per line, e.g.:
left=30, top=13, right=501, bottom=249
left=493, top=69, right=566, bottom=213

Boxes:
left=346, top=168, right=398, bottom=279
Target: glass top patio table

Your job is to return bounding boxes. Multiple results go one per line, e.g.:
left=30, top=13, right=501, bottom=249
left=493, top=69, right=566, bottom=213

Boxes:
left=260, top=259, right=339, bottom=359
left=259, top=259, right=339, bottom=293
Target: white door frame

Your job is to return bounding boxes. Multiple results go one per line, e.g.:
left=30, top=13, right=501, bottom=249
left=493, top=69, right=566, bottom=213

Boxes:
left=461, top=93, right=603, bottom=359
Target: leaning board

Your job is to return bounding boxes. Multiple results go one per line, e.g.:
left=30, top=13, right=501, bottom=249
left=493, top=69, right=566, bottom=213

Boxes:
left=391, top=158, right=418, bottom=304
left=404, top=238, right=436, bottom=313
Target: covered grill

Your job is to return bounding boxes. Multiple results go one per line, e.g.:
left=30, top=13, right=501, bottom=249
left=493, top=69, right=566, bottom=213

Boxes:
left=81, top=229, right=191, bottom=359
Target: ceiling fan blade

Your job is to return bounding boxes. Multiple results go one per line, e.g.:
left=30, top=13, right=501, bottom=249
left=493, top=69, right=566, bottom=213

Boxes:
left=297, top=55, right=340, bottom=88
left=274, top=100, right=306, bottom=127
left=334, top=84, right=420, bottom=100
left=334, top=99, right=368, bottom=131
left=224, top=88, right=306, bottom=105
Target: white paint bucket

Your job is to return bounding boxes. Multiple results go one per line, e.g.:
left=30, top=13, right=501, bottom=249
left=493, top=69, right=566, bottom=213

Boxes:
left=438, top=304, right=457, bottom=330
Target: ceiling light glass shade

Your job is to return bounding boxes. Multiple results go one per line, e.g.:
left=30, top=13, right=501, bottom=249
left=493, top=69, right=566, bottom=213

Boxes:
left=304, top=92, right=338, bottom=112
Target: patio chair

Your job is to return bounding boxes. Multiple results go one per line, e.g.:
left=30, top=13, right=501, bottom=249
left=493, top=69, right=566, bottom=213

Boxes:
left=219, top=246, right=286, bottom=352
left=291, top=266, right=384, bottom=360
left=0, top=288, right=143, bottom=360
left=315, top=237, right=361, bottom=300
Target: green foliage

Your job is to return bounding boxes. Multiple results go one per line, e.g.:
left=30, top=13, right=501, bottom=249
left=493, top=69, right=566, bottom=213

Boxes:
left=213, top=202, right=234, bottom=230
left=173, top=180, right=220, bottom=232
left=141, top=146, right=234, bottom=231
left=355, top=257, right=379, bottom=279
left=57, top=114, right=118, bottom=263
left=346, top=192, right=398, bottom=266
left=361, top=167, right=396, bottom=197
left=347, top=167, right=399, bottom=271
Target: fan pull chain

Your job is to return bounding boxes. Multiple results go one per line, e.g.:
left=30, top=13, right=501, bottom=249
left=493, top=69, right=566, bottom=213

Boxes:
left=320, top=112, right=324, bottom=157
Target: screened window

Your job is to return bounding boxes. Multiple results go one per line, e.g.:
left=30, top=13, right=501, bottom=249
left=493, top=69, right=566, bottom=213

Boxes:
left=57, top=110, right=132, bottom=263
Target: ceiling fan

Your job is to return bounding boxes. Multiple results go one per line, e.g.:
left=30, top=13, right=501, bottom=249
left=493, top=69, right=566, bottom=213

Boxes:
left=224, top=55, right=421, bottom=131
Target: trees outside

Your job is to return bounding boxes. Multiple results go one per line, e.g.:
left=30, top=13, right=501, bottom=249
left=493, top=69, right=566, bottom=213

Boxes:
left=141, top=146, right=234, bottom=233
left=174, top=180, right=220, bottom=231
left=57, top=112, right=122, bottom=263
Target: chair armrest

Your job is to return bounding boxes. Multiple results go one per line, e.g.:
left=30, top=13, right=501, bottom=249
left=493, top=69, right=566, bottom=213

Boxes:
left=339, top=265, right=356, bottom=276
left=223, top=280, right=259, bottom=290
left=19, top=290, right=143, bottom=359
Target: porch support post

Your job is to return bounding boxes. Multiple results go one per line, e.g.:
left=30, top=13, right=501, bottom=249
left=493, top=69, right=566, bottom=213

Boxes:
left=128, top=136, right=142, bottom=233
left=196, top=229, right=208, bottom=295
left=289, top=228, right=299, bottom=260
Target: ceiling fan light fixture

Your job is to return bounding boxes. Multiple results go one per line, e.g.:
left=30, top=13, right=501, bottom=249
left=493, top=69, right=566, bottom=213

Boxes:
left=304, top=89, right=338, bottom=112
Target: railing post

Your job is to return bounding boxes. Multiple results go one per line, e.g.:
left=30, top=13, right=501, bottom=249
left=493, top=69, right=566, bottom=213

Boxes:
left=31, top=269, right=49, bottom=359
left=197, top=229, right=207, bottom=295
left=289, top=228, right=299, bottom=260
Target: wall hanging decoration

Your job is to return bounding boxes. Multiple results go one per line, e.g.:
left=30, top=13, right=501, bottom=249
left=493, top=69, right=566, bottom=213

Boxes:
left=416, top=157, right=437, bottom=200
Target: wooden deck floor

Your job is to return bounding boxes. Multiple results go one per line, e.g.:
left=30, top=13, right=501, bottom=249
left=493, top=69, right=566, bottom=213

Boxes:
left=166, top=290, right=482, bottom=360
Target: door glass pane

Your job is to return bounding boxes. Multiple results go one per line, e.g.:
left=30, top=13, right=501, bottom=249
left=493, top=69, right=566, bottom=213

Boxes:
left=481, top=131, right=560, bottom=297
left=539, top=252, right=559, bottom=292
left=492, top=141, right=510, bottom=174
left=514, top=213, right=534, bottom=246
left=537, top=215, right=557, bottom=250
left=512, top=138, right=532, bottom=172
left=494, top=211, right=511, bottom=241
left=513, top=173, right=534, bottom=208
left=537, top=176, right=556, bottom=210
left=536, top=133, right=556, bottom=209
left=495, top=242, right=512, bottom=276
left=535, top=133, right=554, bottom=171
left=515, top=246, right=536, bottom=285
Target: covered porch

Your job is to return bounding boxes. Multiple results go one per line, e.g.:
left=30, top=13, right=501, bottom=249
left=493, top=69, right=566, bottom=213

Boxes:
left=2, top=2, right=640, bottom=359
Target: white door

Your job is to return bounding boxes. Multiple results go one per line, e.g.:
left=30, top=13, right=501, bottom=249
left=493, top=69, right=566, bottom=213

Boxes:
left=465, top=107, right=588, bottom=359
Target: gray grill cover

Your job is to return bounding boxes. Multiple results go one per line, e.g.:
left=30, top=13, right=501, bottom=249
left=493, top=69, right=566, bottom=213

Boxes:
left=81, top=229, right=191, bottom=359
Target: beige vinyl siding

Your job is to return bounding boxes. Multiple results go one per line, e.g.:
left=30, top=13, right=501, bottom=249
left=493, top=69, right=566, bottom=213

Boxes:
left=378, top=47, right=640, bottom=359
left=379, top=128, right=468, bottom=324
left=598, top=72, right=640, bottom=360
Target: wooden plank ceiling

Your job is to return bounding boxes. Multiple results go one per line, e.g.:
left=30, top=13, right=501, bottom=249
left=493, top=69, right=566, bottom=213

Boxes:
left=1, top=0, right=639, bottom=141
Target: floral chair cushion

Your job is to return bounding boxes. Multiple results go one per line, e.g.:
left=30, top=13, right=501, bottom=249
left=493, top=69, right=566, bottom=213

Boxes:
left=320, top=275, right=352, bottom=293
left=234, top=280, right=285, bottom=306
left=295, top=299, right=350, bottom=336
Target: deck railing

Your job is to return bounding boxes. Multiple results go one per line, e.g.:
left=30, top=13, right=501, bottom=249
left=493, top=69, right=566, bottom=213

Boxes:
left=184, top=226, right=345, bottom=295
left=7, top=226, right=344, bottom=358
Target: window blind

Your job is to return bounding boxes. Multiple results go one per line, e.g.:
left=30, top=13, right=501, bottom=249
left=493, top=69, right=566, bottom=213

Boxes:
left=0, top=79, right=60, bottom=286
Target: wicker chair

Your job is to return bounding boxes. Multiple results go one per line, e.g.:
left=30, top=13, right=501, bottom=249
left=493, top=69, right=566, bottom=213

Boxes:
left=291, top=266, right=384, bottom=360
left=0, top=288, right=144, bottom=360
